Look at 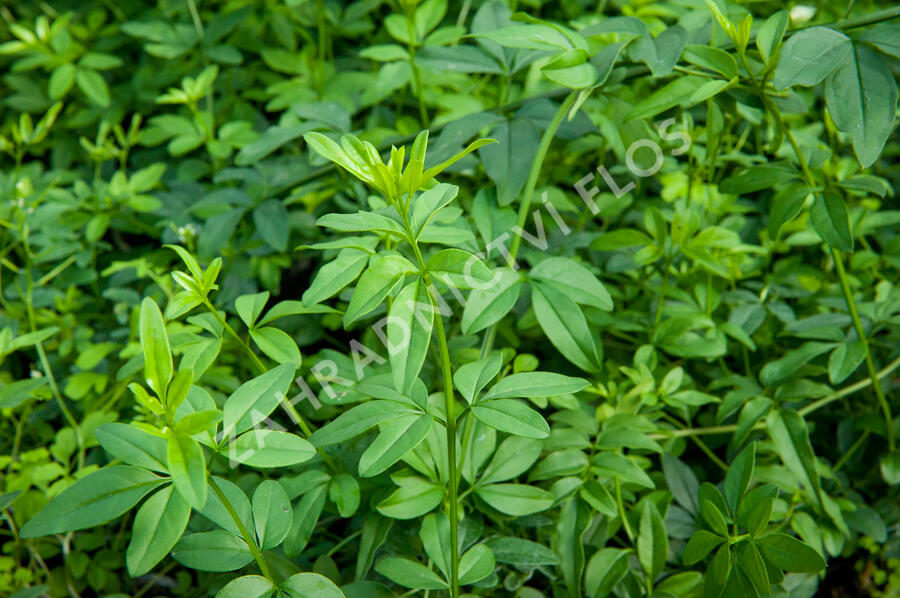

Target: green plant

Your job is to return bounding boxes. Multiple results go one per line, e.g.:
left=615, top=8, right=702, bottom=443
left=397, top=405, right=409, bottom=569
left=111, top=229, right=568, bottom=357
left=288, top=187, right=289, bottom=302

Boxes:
left=2, top=1, right=899, bottom=597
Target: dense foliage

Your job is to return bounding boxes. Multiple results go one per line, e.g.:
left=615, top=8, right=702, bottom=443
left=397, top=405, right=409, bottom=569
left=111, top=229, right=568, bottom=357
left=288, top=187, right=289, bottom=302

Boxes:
left=1, top=1, right=899, bottom=597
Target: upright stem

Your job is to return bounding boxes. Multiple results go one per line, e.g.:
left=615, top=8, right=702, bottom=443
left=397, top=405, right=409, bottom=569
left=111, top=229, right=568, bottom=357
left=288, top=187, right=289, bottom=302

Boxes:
left=401, top=207, right=459, bottom=598
left=738, top=48, right=894, bottom=450
left=433, top=306, right=460, bottom=598
left=508, top=91, right=578, bottom=260
left=831, top=247, right=894, bottom=450
left=481, top=91, right=578, bottom=357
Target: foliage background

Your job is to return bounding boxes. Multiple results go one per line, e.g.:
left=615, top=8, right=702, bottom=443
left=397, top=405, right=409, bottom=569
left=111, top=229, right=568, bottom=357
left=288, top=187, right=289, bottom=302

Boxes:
left=0, top=0, right=898, bottom=597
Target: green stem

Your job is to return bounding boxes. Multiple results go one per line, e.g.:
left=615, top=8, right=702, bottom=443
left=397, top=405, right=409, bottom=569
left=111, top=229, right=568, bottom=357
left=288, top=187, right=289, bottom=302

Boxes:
left=433, top=303, right=460, bottom=598
left=185, top=0, right=214, bottom=126
left=650, top=355, right=900, bottom=439
left=401, top=206, right=459, bottom=598
left=831, top=247, right=894, bottom=450
left=508, top=91, right=578, bottom=261
left=740, top=53, right=894, bottom=451
left=210, top=477, right=272, bottom=580
left=614, top=477, right=634, bottom=542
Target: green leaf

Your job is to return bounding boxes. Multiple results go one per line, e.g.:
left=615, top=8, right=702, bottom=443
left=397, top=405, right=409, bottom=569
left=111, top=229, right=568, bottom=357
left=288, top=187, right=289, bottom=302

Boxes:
left=316, top=211, right=405, bottom=237
left=531, top=281, right=600, bottom=372
left=724, top=442, right=755, bottom=514
left=426, top=248, right=493, bottom=289
left=377, top=477, right=443, bottom=520
left=228, top=430, right=315, bottom=467
left=767, top=183, right=810, bottom=240
left=475, top=483, right=554, bottom=516
left=809, top=191, right=853, bottom=251
left=217, top=576, right=276, bottom=598
left=302, top=249, right=370, bottom=305
left=75, top=67, right=111, bottom=106
left=284, top=484, right=328, bottom=556
left=453, top=353, right=503, bottom=404
left=483, top=371, right=589, bottom=400
left=458, top=544, right=495, bottom=585
left=756, top=10, right=788, bottom=64
left=420, top=513, right=451, bottom=579
left=479, top=119, right=540, bottom=206
left=683, top=44, right=738, bottom=78
left=250, top=327, right=302, bottom=366
left=412, top=184, right=459, bottom=236
left=662, top=454, right=699, bottom=515
left=344, top=254, right=414, bottom=326
left=720, top=163, right=799, bottom=194
left=584, top=548, right=630, bottom=598
left=757, top=533, right=826, bottom=573
left=140, top=297, right=173, bottom=399
left=486, top=537, right=559, bottom=566
left=253, top=200, right=290, bottom=251
left=825, top=44, right=898, bottom=167
left=880, top=452, right=900, bottom=485
left=683, top=530, right=725, bottom=565
left=253, top=480, right=292, bottom=550
left=172, top=531, right=254, bottom=572
left=126, top=485, right=191, bottom=576
left=387, top=279, right=434, bottom=396
left=625, top=76, right=706, bottom=121
left=773, top=27, right=851, bottom=89
left=235, top=292, right=269, bottom=328
left=630, top=25, right=687, bottom=76
left=167, top=434, right=207, bottom=510
left=359, top=413, right=433, bottom=477
left=375, top=557, right=448, bottom=590
left=48, top=63, right=75, bottom=99
left=637, top=501, right=668, bottom=580
left=530, top=257, right=612, bottom=310
left=766, top=410, right=822, bottom=508
left=461, top=268, right=522, bottom=334
left=468, top=24, right=573, bottom=52
left=828, top=341, right=867, bottom=384
left=593, top=453, right=654, bottom=488
left=759, top=341, right=834, bottom=386
left=310, top=400, right=415, bottom=446
left=20, top=466, right=165, bottom=537
left=590, top=228, right=653, bottom=250
left=329, top=473, right=361, bottom=518
left=479, top=436, right=544, bottom=485
left=95, top=423, right=168, bottom=473
left=473, top=399, right=550, bottom=438
left=222, top=362, right=295, bottom=438
left=199, top=477, right=252, bottom=536
left=282, top=572, right=347, bottom=598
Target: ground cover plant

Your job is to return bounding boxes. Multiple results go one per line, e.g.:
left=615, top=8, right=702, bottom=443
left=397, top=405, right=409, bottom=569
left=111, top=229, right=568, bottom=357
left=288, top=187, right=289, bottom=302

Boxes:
left=1, top=0, right=899, bottom=597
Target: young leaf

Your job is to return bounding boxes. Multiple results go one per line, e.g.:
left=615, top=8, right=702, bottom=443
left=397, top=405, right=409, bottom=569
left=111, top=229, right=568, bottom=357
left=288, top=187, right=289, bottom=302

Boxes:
left=167, top=433, right=208, bottom=510
left=140, top=297, right=173, bottom=399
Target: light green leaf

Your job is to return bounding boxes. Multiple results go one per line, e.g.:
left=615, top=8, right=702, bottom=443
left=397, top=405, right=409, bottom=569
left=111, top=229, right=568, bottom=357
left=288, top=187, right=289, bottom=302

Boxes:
left=473, top=399, right=550, bottom=438
left=222, top=362, right=295, bottom=438
left=253, top=480, right=292, bottom=550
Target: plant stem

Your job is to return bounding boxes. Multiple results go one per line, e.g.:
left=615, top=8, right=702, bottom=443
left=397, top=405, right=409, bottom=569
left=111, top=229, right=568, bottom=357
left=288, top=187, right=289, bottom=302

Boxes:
left=751, top=70, right=893, bottom=450
left=614, top=477, right=634, bottom=542
left=508, top=91, right=578, bottom=260
left=209, top=477, right=272, bottom=580
left=433, top=303, right=460, bottom=598
left=400, top=206, right=460, bottom=598
left=831, top=247, right=894, bottom=450
left=651, top=355, right=900, bottom=439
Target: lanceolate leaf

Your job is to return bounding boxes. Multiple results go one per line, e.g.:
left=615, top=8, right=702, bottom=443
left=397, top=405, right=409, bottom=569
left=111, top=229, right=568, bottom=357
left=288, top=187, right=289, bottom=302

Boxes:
left=222, top=362, right=295, bottom=438
left=139, top=297, right=173, bottom=399
left=21, top=466, right=166, bottom=537
left=387, top=279, right=434, bottom=395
